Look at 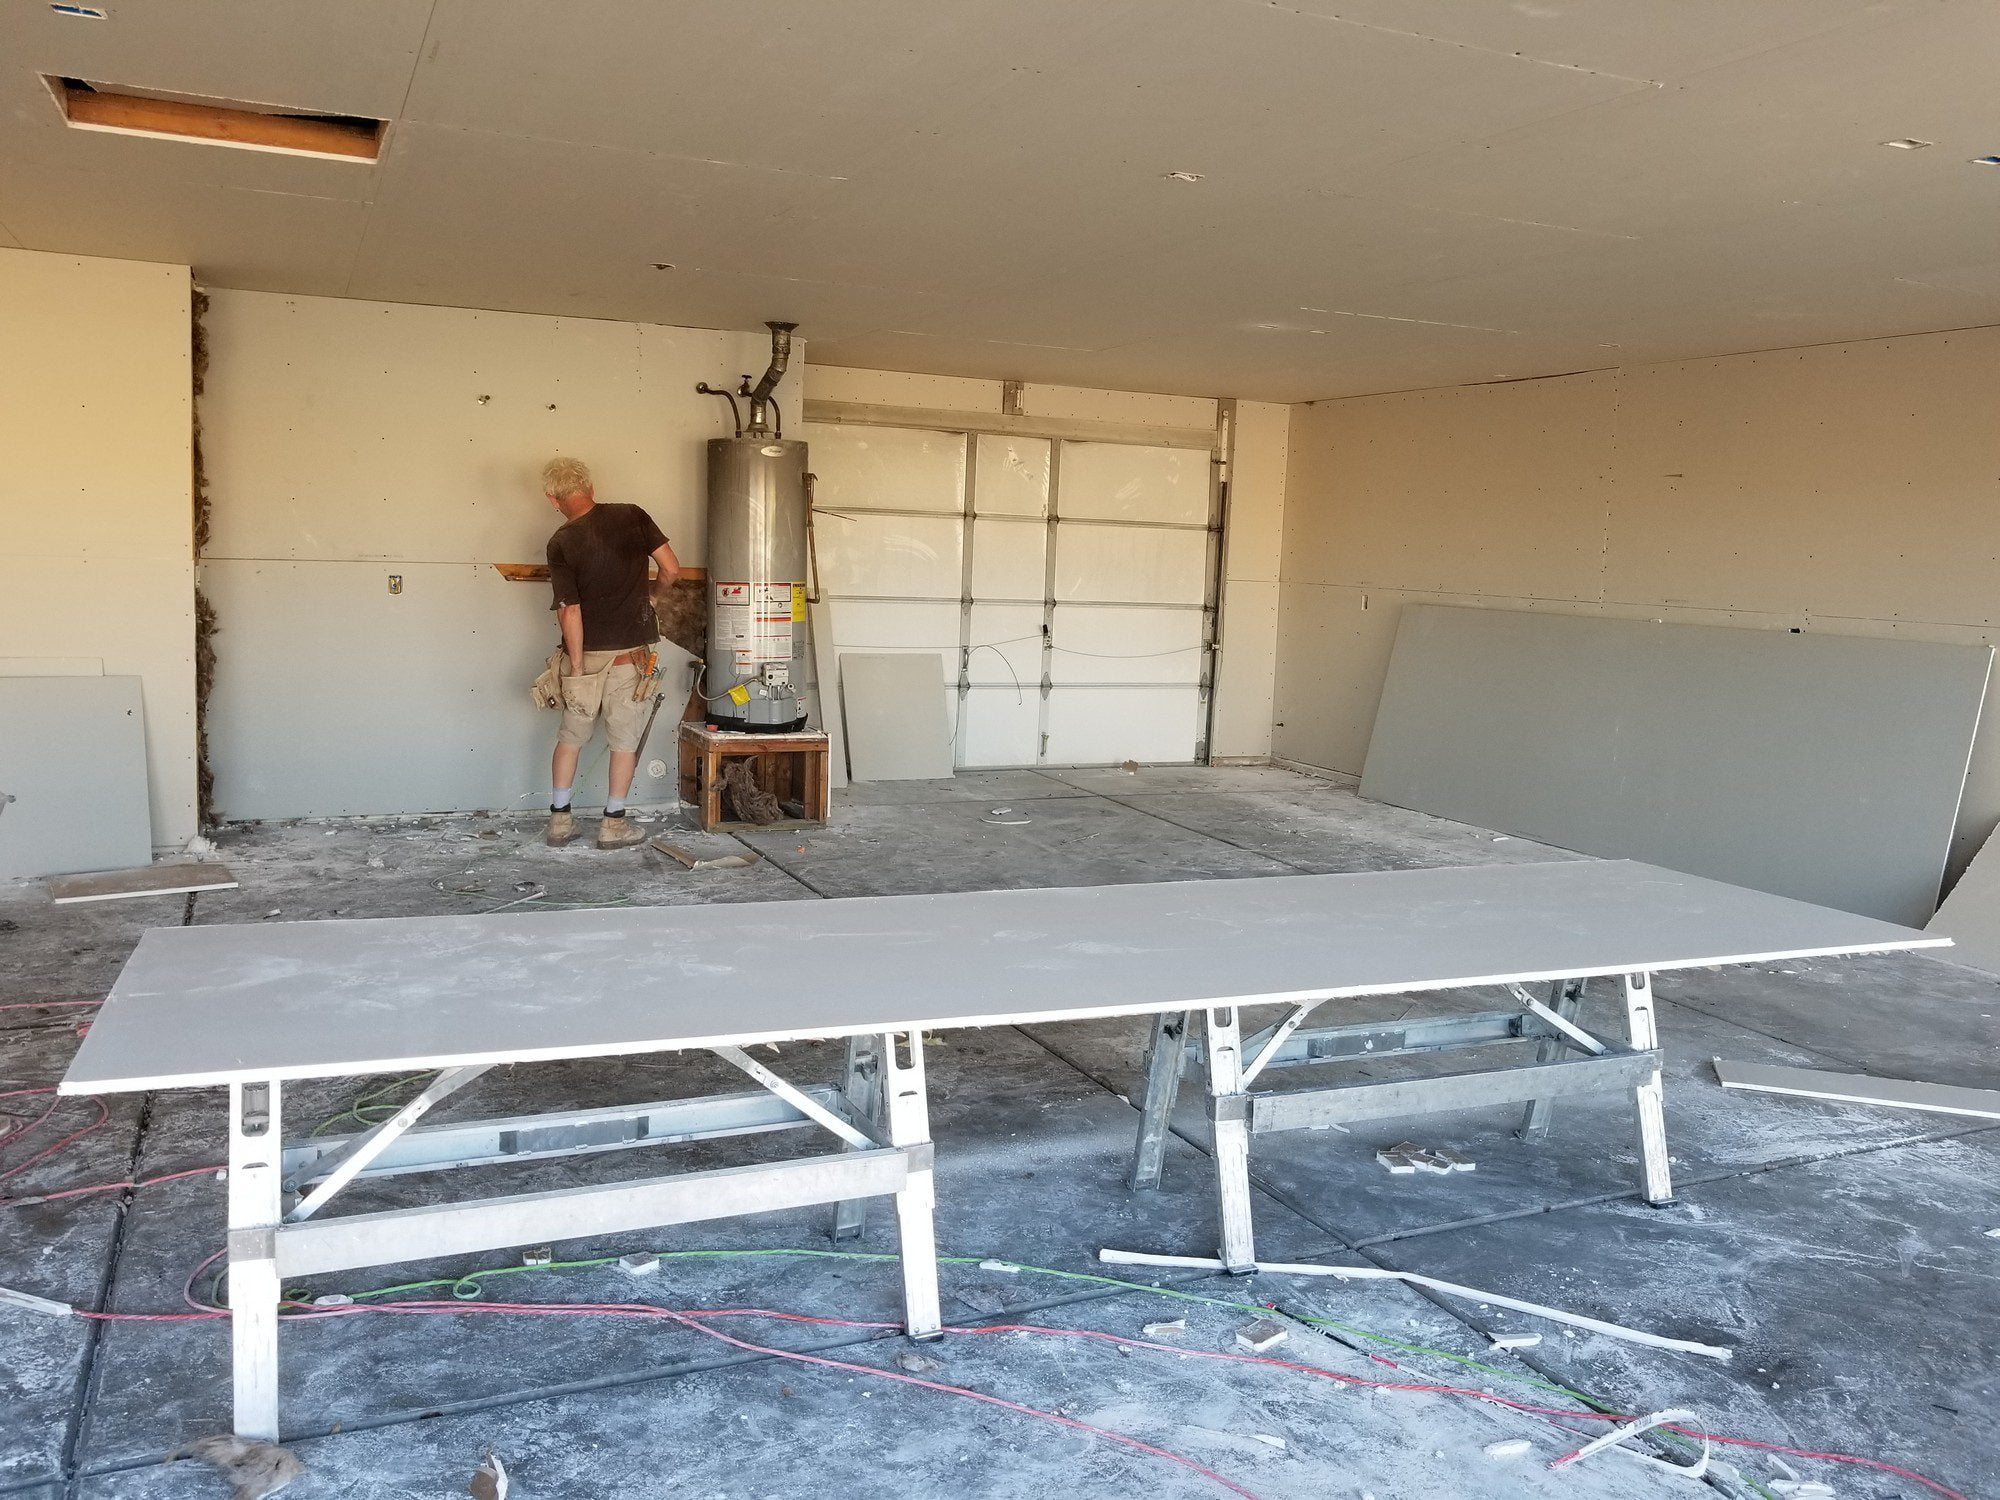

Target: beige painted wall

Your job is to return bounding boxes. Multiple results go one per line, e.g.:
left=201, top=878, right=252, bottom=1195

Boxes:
left=804, top=365, right=1286, bottom=760
left=1274, top=324, right=2000, bottom=875
left=200, top=291, right=799, bottom=819
left=0, top=248, right=196, bottom=847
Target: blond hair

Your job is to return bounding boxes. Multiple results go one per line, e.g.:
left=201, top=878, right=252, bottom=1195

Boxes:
left=541, top=456, right=593, bottom=499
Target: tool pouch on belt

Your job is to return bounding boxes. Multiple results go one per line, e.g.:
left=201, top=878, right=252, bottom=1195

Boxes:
left=529, top=649, right=565, bottom=711
left=632, top=644, right=660, bottom=701
left=560, top=663, right=610, bottom=718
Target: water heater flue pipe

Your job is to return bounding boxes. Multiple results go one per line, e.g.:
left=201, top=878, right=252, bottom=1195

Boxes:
left=697, top=321, right=798, bottom=437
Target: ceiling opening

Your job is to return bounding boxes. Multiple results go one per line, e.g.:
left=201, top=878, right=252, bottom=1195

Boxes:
left=45, top=77, right=385, bottom=162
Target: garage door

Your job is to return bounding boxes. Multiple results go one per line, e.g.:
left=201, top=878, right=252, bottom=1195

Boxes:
left=806, top=422, right=1217, bottom=768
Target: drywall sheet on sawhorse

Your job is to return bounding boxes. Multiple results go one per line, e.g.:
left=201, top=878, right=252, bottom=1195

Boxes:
left=0, top=675, right=152, bottom=880
left=1358, top=606, right=1991, bottom=927
left=840, top=652, right=954, bottom=781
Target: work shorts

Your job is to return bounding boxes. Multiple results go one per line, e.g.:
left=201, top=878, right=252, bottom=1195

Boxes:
left=556, top=651, right=656, bottom=752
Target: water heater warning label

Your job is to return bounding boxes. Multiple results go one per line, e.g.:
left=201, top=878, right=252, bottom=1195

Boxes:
left=713, top=581, right=754, bottom=669
left=752, top=584, right=795, bottom=663
left=715, top=581, right=797, bottom=668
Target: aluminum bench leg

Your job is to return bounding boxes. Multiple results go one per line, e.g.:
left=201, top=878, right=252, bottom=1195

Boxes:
left=882, top=1030, right=942, bottom=1339
left=1518, top=977, right=1586, bottom=1142
left=1204, top=1007, right=1258, bottom=1273
left=226, top=1079, right=284, bottom=1440
left=1128, top=1010, right=1187, bottom=1190
left=832, top=1033, right=884, bottom=1242
left=1624, top=972, right=1676, bottom=1205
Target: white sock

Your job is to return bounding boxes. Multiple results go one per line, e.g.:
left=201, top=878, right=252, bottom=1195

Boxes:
left=551, top=787, right=573, bottom=810
left=605, top=797, right=626, bottom=816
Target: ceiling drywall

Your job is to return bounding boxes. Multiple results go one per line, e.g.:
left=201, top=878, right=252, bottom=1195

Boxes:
left=3, top=0, right=1998, bottom=402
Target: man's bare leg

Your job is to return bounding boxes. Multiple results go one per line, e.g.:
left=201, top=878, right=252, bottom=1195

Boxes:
left=552, top=742, right=582, bottom=795
left=608, top=750, right=637, bottom=802
left=597, top=749, right=645, bottom=849
left=546, top=741, right=581, bottom=846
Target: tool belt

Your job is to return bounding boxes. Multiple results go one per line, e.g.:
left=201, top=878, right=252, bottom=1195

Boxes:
left=530, top=645, right=660, bottom=712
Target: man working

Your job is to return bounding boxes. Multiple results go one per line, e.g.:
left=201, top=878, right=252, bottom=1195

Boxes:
left=541, top=456, right=682, bottom=849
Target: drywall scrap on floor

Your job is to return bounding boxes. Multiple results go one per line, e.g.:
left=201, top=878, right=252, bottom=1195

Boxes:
left=1358, top=605, right=1991, bottom=926
left=808, top=600, right=849, bottom=788
left=839, top=652, right=954, bottom=781
left=0, top=675, right=153, bottom=881
left=1926, top=826, right=2000, bottom=975
left=49, top=861, right=237, bottom=904
left=1714, top=1059, right=2000, bottom=1120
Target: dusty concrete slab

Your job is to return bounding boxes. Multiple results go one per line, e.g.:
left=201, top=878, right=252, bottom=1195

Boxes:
left=1367, top=1130, right=2000, bottom=1500
left=6, top=771, right=1996, bottom=1500
left=73, top=1282, right=1701, bottom=1500
left=1657, top=950, right=2000, bottom=1091
left=187, top=815, right=814, bottom=927
left=834, top=770, right=1093, bottom=807
left=0, top=1026, right=145, bottom=1489
left=1091, top=782, right=1583, bottom=875
left=738, top=795, right=1295, bottom=898
left=0, top=887, right=169, bottom=1026
left=1038, top=764, right=1341, bottom=796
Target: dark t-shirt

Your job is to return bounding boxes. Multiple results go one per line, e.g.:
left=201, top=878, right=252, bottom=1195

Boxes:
left=546, top=502, right=669, bottom=651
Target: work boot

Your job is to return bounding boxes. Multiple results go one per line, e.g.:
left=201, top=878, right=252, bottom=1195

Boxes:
left=596, top=810, right=646, bottom=850
left=545, top=808, right=577, bottom=847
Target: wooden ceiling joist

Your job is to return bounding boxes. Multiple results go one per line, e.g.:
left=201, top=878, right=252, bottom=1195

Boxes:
left=51, top=78, right=383, bottom=162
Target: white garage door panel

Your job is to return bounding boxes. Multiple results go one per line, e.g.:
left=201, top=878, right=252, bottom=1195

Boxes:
left=806, top=423, right=966, bottom=513
left=815, top=512, right=965, bottom=599
left=802, top=421, right=1213, bottom=772
left=970, top=517, right=1048, bottom=601
left=975, top=435, right=1050, bottom=517
left=1059, top=442, right=1208, bottom=525
left=1044, top=686, right=1203, bottom=765
left=959, top=686, right=1041, bottom=768
left=1052, top=605, right=1204, bottom=685
left=1055, top=525, right=1208, bottom=605
left=968, top=603, right=1043, bottom=686
left=828, top=599, right=962, bottom=652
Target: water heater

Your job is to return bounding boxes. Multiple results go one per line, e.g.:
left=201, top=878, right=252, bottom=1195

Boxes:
left=696, top=323, right=810, bottom=733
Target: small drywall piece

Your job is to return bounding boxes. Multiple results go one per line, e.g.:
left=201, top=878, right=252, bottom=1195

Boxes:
left=0, top=676, right=153, bottom=881
left=808, top=600, right=848, bottom=788
left=49, top=862, right=237, bottom=904
left=1925, top=824, right=2000, bottom=976
left=1359, top=606, right=1992, bottom=926
left=1713, top=1059, right=2000, bottom=1120
left=839, top=652, right=955, bottom=782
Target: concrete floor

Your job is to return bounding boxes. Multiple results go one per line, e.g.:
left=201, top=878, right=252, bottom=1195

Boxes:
left=2, top=766, right=1995, bottom=1500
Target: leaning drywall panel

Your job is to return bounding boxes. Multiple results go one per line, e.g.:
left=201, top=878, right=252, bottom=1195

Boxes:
left=1925, top=826, right=2000, bottom=976
left=0, top=676, right=152, bottom=880
left=840, top=652, right=955, bottom=781
left=1359, top=605, right=1990, bottom=925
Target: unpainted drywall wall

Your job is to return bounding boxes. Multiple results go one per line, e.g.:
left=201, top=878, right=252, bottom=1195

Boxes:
left=200, top=291, right=799, bottom=820
left=1273, top=324, right=2000, bottom=876
left=803, top=365, right=1286, bottom=761
left=0, top=247, right=197, bottom=848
